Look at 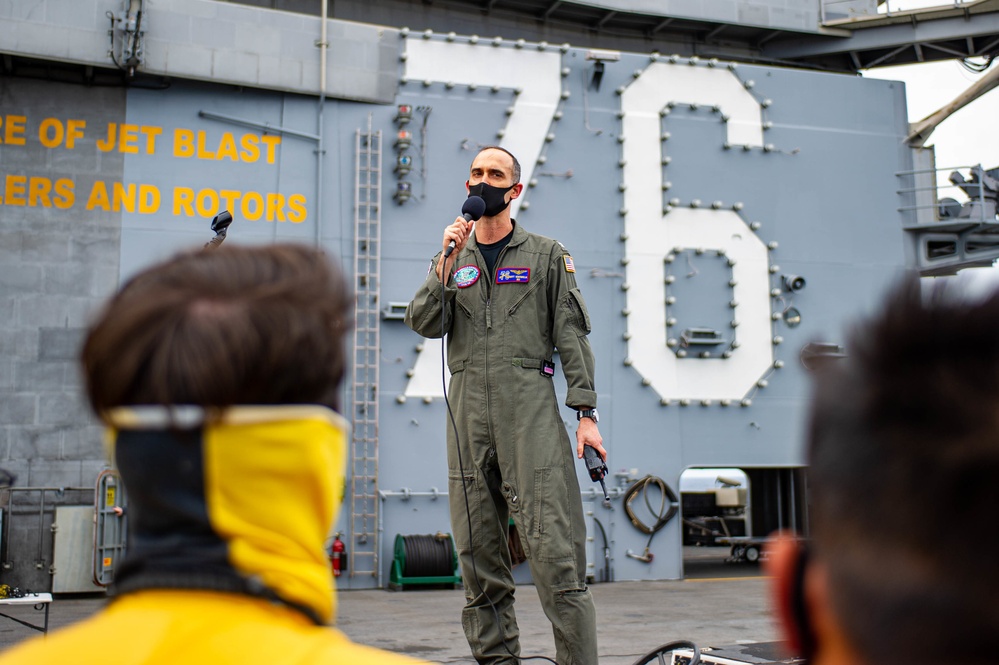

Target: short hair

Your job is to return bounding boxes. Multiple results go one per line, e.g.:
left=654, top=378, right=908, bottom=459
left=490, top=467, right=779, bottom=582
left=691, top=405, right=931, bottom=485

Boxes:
left=475, top=145, right=521, bottom=185
left=806, top=278, right=999, bottom=665
left=81, top=244, right=353, bottom=415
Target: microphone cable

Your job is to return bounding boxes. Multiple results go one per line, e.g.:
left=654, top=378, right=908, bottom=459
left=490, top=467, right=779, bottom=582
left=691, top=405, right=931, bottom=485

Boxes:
left=440, top=253, right=558, bottom=665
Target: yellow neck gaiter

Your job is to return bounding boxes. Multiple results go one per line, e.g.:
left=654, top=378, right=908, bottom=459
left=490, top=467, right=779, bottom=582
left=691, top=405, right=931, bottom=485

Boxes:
left=106, top=406, right=347, bottom=625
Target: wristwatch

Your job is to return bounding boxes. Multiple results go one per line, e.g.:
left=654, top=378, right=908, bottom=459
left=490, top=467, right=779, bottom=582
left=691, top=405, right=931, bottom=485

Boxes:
left=576, top=408, right=599, bottom=423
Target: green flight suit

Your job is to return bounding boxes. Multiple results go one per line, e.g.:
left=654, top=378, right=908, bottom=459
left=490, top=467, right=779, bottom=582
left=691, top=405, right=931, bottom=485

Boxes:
left=405, top=222, right=599, bottom=665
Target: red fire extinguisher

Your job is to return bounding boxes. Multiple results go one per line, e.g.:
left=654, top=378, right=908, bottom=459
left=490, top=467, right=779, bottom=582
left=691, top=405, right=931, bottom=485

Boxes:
left=331, top=533, right=346, bottom=578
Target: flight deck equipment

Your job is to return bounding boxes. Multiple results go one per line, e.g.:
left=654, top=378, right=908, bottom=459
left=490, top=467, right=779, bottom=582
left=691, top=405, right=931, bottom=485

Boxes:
left=388, top=533, right=460, bottom=590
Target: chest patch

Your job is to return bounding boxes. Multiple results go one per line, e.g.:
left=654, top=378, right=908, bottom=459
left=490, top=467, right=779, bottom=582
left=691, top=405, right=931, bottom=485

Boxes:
left=453, top=265, right=481, bottom=288
left=496, top=267, right=530, bottom=284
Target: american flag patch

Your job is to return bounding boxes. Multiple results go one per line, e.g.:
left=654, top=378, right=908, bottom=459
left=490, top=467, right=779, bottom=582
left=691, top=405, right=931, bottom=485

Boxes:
left=563, top=255, right=575, bottom=273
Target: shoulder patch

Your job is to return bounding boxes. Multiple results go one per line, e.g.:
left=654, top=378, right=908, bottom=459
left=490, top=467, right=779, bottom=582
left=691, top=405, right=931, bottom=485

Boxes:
left=563, top=255, right=575, bottom=273
left=453, top=265, right=481, bottom=288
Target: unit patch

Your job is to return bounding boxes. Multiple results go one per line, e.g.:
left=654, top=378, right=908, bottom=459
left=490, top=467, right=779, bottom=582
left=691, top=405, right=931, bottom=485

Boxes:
left=563, top=255, right=575, bottom=273
left=453, top=265, right=481, bottom=288
left=496, top=267, right=530, bottom=284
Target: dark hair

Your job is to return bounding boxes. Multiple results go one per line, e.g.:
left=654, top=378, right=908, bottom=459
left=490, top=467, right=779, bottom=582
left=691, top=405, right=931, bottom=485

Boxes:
left=81, top=244, right=353, bottom=415
left=806, top=278, right=999, bottom=665
left=476, top=145, right=521, bottom=184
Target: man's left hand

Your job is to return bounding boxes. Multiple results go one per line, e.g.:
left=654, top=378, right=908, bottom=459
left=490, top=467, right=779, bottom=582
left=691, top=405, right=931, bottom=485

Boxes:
left=576, top=418, right=606, bottom=461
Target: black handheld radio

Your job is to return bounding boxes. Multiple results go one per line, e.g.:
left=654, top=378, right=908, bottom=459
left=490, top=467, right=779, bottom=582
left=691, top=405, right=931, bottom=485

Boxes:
left=583, top=446, right=610, bottom=502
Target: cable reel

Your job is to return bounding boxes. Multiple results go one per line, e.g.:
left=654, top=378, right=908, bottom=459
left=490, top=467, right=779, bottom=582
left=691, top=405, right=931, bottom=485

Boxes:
left=389, top=533, right=462, bottom=590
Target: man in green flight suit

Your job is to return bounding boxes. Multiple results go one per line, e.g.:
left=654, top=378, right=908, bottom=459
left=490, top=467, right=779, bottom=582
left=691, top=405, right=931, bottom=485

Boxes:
left=405, top=146, right=605, bottom=665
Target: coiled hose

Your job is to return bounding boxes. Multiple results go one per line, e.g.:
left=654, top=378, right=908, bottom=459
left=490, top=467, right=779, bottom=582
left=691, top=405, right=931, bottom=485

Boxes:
left=623, top=475, right=679, bottom=563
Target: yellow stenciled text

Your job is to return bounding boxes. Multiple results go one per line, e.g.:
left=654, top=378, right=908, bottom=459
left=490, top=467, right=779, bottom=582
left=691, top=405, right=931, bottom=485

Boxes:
left=38, top=118, right=86, bottom=149
left=0, top=174, right=74, bottom=208
left=172, top=187, right=306, bottom=222
left=85, top=181, right=161, bottom=213
left=172, top=129, right=282, bottom=163
left=0, top=115, right=28, bottom=146
left=95, top=123, right=163, bottom=154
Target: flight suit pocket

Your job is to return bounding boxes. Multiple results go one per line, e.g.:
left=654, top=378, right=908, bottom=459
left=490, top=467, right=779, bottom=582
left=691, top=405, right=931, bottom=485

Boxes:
left=562, top=288, right=592, bottom=334
left=455, top=291, right=474, bottom=319
left=448, top=469, right=480, bottom=551
left=531, top=467, right=574, bottom=562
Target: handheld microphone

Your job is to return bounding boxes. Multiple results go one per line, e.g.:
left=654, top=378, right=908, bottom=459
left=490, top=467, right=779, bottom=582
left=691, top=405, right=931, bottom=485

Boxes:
left=444, top=196, right=486, bottom=258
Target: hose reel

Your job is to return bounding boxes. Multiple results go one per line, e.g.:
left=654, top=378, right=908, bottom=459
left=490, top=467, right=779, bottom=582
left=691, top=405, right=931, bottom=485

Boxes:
left=389, top=532, right=461, bottom=590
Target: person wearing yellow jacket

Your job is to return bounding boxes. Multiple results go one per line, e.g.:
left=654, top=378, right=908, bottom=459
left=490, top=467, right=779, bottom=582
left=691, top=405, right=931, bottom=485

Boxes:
left=0, top=244, right=427, bottom=665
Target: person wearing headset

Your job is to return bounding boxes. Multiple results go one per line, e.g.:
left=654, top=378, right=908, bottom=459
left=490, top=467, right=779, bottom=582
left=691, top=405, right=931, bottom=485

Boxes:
left=0, top=244, right=428, bottom=665
left=767, top=278, right=999, bottom=665
left=406, top=146, right=605, bottom=665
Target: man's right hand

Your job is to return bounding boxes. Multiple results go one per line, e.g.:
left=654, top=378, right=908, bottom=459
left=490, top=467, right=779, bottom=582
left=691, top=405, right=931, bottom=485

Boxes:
left=437, top=217, right=474, bottom=281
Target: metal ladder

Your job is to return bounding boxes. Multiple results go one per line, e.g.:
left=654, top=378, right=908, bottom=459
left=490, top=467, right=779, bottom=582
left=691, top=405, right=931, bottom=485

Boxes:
left=349, top=117, right=382, bottom=581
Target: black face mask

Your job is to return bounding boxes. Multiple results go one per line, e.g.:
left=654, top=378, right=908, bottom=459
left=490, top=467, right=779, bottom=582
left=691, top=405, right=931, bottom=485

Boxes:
left=468, top=182, right=514, bottom=217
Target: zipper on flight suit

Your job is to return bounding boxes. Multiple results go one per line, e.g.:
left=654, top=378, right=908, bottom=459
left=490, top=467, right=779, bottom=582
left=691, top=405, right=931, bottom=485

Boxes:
left=482, top=243, right=511, bottom=446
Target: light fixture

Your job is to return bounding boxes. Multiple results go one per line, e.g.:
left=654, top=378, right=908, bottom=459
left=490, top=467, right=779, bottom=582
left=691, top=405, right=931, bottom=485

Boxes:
left=782, top=274, right=806, bottom=292
left=585, top=49, right=620, bottom=91
left=394, top=131, right=412, bottom=152
left=394, top=106, right=412, bottom=127
left=393, top=181, right=412, bottom=204
left=395, top=154, right=413, bottom=175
